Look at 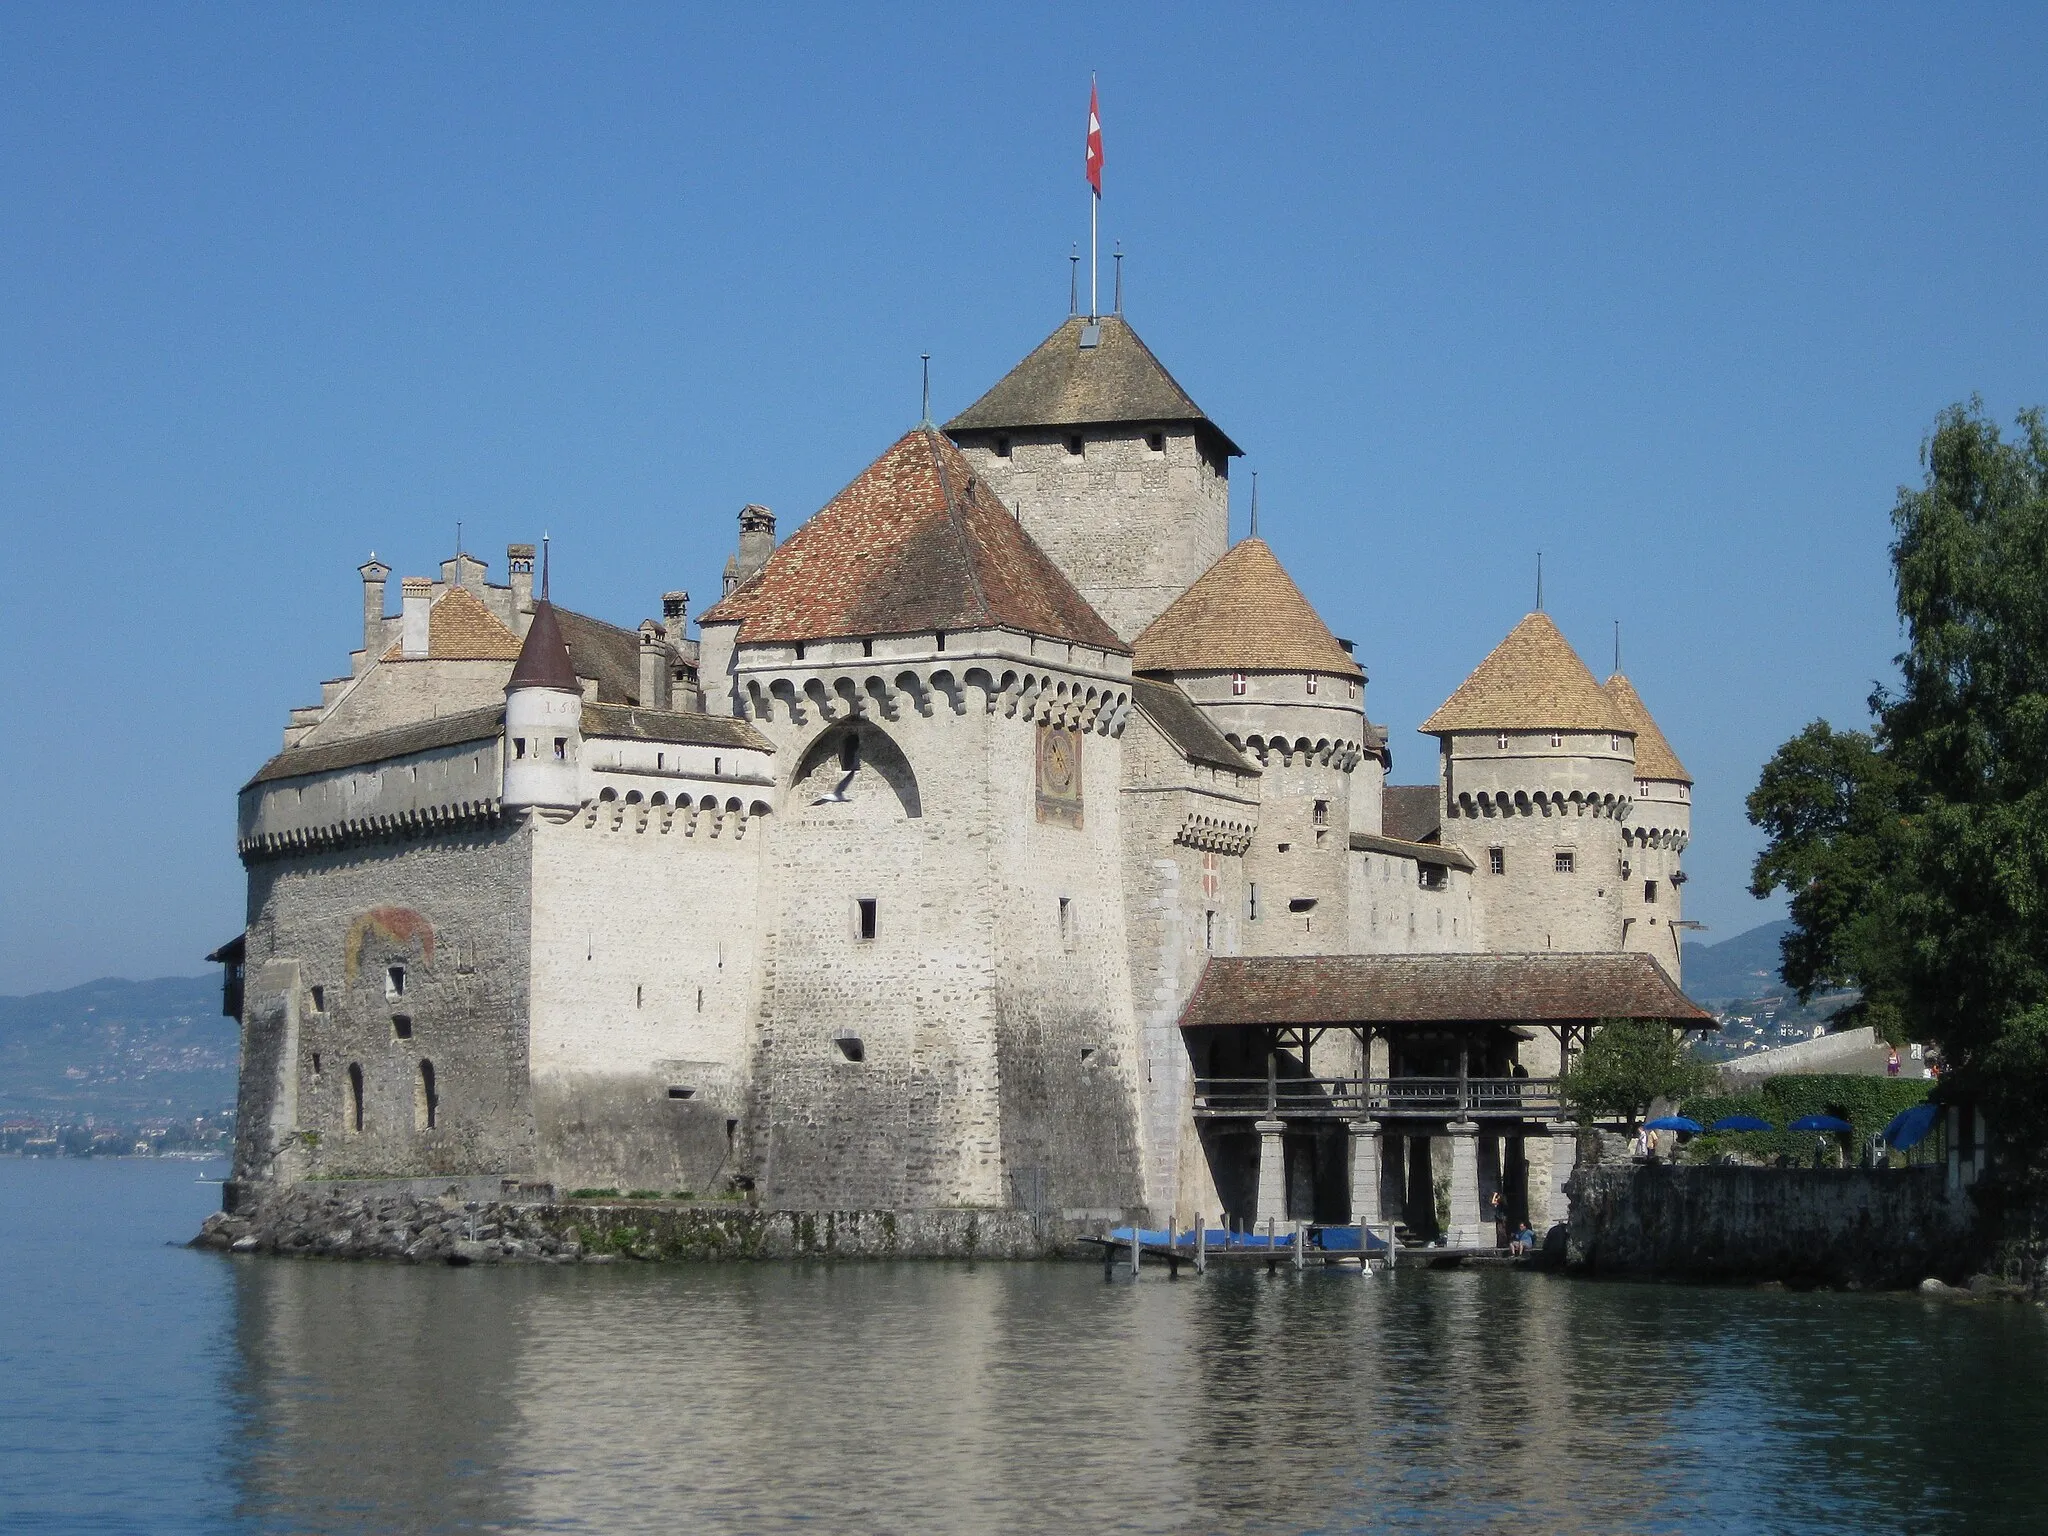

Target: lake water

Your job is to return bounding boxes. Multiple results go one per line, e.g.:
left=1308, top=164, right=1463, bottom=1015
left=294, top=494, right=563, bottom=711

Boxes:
left=4, top=1159, right=2047, bottom=1534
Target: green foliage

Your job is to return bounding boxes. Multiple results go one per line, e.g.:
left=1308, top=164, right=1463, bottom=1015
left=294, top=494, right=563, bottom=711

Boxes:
left=624, top=1190, right=664, bottom=1200
left=1681, top=1075, right=1933, bottom=1164
left=1749, top=401, right=2048, bottom=1171
left=565, top=1188, right=619, bottom=1200
left=1561, top=1018, right=1717, bottom=1129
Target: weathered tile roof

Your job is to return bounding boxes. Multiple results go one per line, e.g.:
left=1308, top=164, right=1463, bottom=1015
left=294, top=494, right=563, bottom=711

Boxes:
left=1130, top=677, right=1257, bottom=774
left=580, top=703, right=770, bottom=751
left=1603, top=673, right=1691, bottom=783
left=247, top=707, right=505, bottom=786
left=1131, top=538, right=1362, bottom=678
left=381, top=585, right=523, bottom=661
left=554, top=606, right=643, bottom=704
left=1419, top=612, right=1631, bottom=735
left=1178, top=953, right=1711, bottom=1028
left=944, top=314, right=1242, bottom=456
left=1380, top=785, right=1442, bottom=844
left=506, top=600, right=580, bottom=693
left=700, top=427, right=1126, bottom=652
left=1348, top=831, right=1474, bottom=871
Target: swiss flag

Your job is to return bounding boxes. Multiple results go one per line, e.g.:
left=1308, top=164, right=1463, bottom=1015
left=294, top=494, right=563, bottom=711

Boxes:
left=1085, top=81, right=1103, bottom=196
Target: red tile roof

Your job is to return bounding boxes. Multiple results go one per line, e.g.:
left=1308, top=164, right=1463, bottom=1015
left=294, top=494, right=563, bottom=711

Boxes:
left=701, top=427, right=1126, bottom=652
left=1178, top=953, right=1710, bottom=1028
left=1131, top=537, right=1362, bottom=677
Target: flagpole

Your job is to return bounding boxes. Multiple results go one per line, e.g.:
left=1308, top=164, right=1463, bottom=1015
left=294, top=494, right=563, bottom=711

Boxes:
left=1090, top=192, right=1098, bottom=320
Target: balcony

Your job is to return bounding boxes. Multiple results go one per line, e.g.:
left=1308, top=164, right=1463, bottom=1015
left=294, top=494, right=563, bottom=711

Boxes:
left=1191, top=1074, right=1564, bottom=1121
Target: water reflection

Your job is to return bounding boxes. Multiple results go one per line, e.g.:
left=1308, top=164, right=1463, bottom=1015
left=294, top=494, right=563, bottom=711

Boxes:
left=226, top=1259, right=2048, bottom=1534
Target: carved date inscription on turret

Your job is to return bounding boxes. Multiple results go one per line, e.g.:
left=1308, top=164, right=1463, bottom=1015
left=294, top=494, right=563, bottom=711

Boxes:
left=1035, top=724, right=1084, bottom=829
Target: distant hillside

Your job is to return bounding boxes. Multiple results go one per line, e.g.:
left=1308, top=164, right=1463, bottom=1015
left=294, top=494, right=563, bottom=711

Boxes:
left=1683, top=920, right=1794, bottom=1002
left=0, top=974, right=236, bottom=1122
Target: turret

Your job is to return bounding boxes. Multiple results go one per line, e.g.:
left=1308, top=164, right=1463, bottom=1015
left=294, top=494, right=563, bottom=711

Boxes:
left=1605, top=673, right=1692, bottom=981
left=357, top=558, right=390, bottom=667
left=502, top=593, right=583, bottom=812
left=946, top=314, right=1240, bottom=642
left=1133, top=536, right=1367, bottom=955
left=1421, top=612, right=1635, bottom=954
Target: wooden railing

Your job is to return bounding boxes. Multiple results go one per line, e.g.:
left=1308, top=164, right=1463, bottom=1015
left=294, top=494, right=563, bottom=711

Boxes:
left=1191, top=1075, right=1564, bottom=1120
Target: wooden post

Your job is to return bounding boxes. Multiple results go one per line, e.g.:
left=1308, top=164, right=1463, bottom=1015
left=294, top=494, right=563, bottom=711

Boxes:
left=1267, top=1048, right=1278, bottom=1115
left=1196, top=1217, right=1207, bottom=1273
left=1129, top=1226, right=1140, bottom=1279
left=1293, top=1219, right=1305, bottom=1272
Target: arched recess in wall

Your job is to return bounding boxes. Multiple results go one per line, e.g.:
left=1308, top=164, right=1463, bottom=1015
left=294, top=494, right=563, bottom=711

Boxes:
left=415, top=1059, right=438, bottom=1131
left=793, top=723, right=922, bottom=819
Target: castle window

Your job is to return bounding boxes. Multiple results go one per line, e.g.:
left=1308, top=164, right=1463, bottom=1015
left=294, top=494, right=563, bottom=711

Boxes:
left=1059, top=896, right=1071, bottom=941
left=636, top=985, right=643, bottom=1008
left=696, top=988, right=703, bottom=1012
left=554, top=737, right=567, bottom=760
left=1247, top=883, right=1259, bottom=921
left=840, top=734, right=861, bottom=773
left=1555, top=850, right=1576, bottom=874
left=935, top=631, right=946, bottom=652
left=834, top=1032, right=866, bottom=1063
left=311, top=1051, right=321, bottom=1077
left=1644, top=880, right=1659, bottom=904
left=1418, top=866, right=1447, bottom=892
left=1611, top=735, right=1624, bottom=752
left=385, top=966, right=405, bottom=1001
left=1637, top=780, right=1650, bottom=797
left=1550, top=732, right=1562, bottom=748
left=856, top=898, right=878, bottom=941
left=1231, top=673, right=1248, bottom=696
left=1147, top=432, right=1165, bottom=453
left=599, top=787, right=617, bottom=801
left=1288, top=897, right=1317, bottom=913
left=1348, top=679, right=1358, bottom=700
left=1204, top=911, right=1215, bottom=951
left=1305, top=675, right=1319, bottom=695
left=657, top=753, right=664, bottom=770
left=415, top=1060, right=437, bottom=1131
left=794, top=642, right=807, bottom=661
left=514, top=738, right=528, bottom=759
left=309, top=986, right=325, bottom=1013
left=392, top=1014, right=413, bottom=1040
left=714, top=757, right=722, bottom=776
left=1497, top=733, right=1509, bottom=750
left=346, top=1064, right=364, bottom=1132
left=995, top=436, right=1012, bottom=458
left=862, top=638, right=874, bottom=657
left=1489, top=847, right=1505, bottom=876
left=1313, top=800, right=1329, bottom=827
left=667, top=1085, right=695, bottom=1099
left=1065, top=434, right=1084, bottom=456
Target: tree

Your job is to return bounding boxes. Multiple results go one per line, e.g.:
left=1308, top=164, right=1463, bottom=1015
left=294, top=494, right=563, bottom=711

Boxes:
left=1749, top=401, right=2048, bottom=1172
left=1560, top=1018, right=1715, bottom=1130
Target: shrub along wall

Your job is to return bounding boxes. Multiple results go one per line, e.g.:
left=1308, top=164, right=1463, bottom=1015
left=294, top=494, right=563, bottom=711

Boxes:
left=1680, top=1075, right=1933, bottom=1165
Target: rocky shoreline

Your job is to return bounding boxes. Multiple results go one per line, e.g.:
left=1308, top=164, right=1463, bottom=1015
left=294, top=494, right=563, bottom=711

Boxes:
left=191, top=1183, right=1079, bottom=1263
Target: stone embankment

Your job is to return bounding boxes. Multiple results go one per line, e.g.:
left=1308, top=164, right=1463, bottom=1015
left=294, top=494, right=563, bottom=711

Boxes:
left=1566, top=1163, right=1982, bottom=1289
left=192, top=1183, right=1079, bottom=1263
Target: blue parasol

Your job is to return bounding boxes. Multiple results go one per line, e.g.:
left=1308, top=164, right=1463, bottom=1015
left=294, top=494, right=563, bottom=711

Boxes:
left=1645, top=1116, right=1703, bottom=1133
left=1788, top=1114, right=1854, bottom=1133
left=1882, top=1102, right=1940, bottom=1150
left=1709, top=1114, right=1776, bottom=1132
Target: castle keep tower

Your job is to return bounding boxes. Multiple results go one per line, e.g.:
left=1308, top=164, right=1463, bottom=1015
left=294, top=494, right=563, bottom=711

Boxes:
left=1421, top=613, right=1635, bottom=955
left=502, top=599, right=583, bottom=812
left=946, top=315, right=1240, bottom=643
left=1605, top=673, right=1692, bottom=981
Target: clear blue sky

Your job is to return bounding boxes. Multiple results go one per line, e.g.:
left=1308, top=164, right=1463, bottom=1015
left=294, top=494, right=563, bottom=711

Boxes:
left=5, top=4, right=2046, bottom=993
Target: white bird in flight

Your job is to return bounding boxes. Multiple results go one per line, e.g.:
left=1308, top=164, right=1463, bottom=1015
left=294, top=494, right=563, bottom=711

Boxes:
left=811, top=769, right=856, bottom=806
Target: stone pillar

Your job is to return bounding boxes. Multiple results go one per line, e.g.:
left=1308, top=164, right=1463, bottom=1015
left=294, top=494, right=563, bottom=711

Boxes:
left=1545, top=1121, right=1579, bottom=1232
left=1446, top=1120, right=1484, bottom=1247
left=1946, top=1106, right=1962, bottom=1194
left=1348, top=1120, right=1383, bottom=1226
left=1255, top=1120, right=1288, bottom=1226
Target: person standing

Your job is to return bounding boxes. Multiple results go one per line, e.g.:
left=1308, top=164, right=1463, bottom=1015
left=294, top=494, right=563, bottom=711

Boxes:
left=1490, top=1190, right=1508, bottom=1249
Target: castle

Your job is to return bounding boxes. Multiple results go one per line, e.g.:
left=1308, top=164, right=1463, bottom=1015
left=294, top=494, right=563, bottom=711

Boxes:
left=221, top=307, right=1704, bottom=1244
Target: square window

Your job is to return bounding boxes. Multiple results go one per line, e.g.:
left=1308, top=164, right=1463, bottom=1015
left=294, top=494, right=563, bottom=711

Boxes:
left=1147, top=432, right=1165, bottom=452
left=1313, top=800, right=1329, bottom=826
left=392, top=1014, right=413, bottom=1040
left=1066, top=434, right=1084, bottom=456
left=1644, top=880, right=1658, bottom=904
left=995, top=436, right=1012, bottom=458
left=1555, top=850, right=1575, bottom=874
left=554, top=737, right=567, bottom=760
left=514, top=738, right=528, bottom=759
left=1488, top=847, right=1505, bottom=876
left=856, top=898, right=878, bottom=941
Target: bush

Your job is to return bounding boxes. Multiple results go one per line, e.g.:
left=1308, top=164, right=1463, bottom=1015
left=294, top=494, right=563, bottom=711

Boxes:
left=1681, top=1074, right=1933, bottom=1164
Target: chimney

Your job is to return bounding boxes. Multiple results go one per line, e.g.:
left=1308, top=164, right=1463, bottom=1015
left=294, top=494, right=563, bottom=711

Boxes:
left=508, top=544, right=536, bottom=633
left=638, top=621, right=672, bottom=710
left=359, top=559, right=391, bottom=660
left=737, top=505, right=776, bottom=584
left=400, top=578, right=433, bottom=658
left=662, top=591, right=689, bottom=649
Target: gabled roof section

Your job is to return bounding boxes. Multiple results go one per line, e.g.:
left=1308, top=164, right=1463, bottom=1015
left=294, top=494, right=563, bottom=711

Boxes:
left=554, top=607, right=641, bottom=703
left=699, top=427, right=1126, bottom=653
left=381, top=585, right=522, bottom=661
left=1380, top=785, right=1442, bottom=844
left=1132, top=537, right=1361, bottom=677
left=506, top=600, right=580, bottom=694
left=1348, top=831, right=1475, bottom=872
left=1604, top=674, right=1691, bottom=783
left=581, top=703, right=771, bottom=752
left=943, top=315, right=1242, bottom=457
left=1179, top=953, right=1711, bottom=1029
left=1130, top=678, right=1257, bottom=775
left=1419, top=612, right=1629, bottom=735
left=248, top=706, right=504, bottom=787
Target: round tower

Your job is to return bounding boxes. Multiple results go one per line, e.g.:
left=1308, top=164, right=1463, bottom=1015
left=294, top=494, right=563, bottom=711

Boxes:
left=1421, top=613, right=1634, bottom=955
left=502, top=595, right=583, bottom=812
left=1604, top=673, right=1692, bottom=982
left=1133, top=537, right=1368, bottom=957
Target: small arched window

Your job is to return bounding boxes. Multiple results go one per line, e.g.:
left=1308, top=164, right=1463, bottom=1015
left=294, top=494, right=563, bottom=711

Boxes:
left=346, top=1064, right=364, bottom=1132
left=415, top=1059, right=437, bottom=1131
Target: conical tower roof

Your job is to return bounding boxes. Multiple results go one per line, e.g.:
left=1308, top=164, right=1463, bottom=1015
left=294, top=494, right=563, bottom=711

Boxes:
left=944, top=314, right=1241, bottom=456
left=1419, top=612, right=1628, bottom=735
left=505, top=599, right=580, bottom=694
left=1604, top=674, right=1691, bottom=783
left=1132, top=538, right=1360, bottom=677
left=699, top=427, right=1125, bottom=652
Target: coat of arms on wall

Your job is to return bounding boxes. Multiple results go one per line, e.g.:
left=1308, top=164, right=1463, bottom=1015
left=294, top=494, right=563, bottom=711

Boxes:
left=1035, top=724, right=1084, bottom=828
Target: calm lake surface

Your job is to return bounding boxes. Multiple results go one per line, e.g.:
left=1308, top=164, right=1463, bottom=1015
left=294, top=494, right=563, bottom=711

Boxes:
left=5, top=1159, right=2047, bottom=1534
